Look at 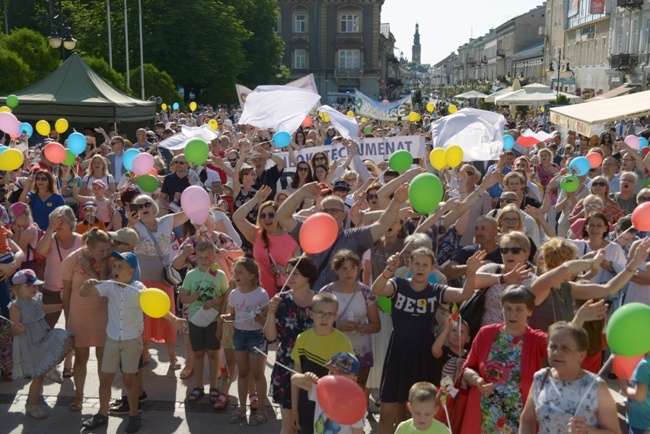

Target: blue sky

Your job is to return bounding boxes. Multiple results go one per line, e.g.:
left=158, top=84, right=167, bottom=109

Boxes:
left=382, top=0, right=546, bottom=65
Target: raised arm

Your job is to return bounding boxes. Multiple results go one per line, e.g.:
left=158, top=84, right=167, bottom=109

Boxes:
left=376, top=167, right=423, bottom=208
left=443, top=251, right=487, bottom=304
left=233, top=185, right=272, bottom=244
left=276, top=182, right=321, bottom=233
left=369, top=184, right=408, bottom=242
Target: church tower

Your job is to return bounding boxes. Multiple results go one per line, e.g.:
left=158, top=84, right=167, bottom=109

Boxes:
left=412, top=23, right=421, bottom=65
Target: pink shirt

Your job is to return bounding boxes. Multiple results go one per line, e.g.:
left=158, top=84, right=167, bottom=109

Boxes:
left=252, top=230, right=299, bottom=298
left=43, top=233, right=83, bottom=293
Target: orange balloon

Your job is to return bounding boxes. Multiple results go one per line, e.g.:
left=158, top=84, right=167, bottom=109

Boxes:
left=585, top=152, right=603, bottom=169
left=43, top=142, right=67, bottom=164
left=612, top=355, right=643, bottom=380
left=299, top=212, right=338, bottom=254
left=302, top=115, right=313, bottom=127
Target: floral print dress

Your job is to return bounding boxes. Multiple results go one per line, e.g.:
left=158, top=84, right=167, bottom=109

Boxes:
left=480, top=329, right=524, bottom=434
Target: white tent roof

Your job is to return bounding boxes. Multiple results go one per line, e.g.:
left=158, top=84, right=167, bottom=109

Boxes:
left=455, top=90, right=488, bottom=99
left=485, top=87, right=513, bottom=103
left=549, top=89, right=650, bottom=136
left=494, top=83, right=581, bottom=105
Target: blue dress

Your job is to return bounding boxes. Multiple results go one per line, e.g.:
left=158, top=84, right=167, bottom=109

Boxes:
left=11, top=293, right=74, bottom=379
left=27, top=192, right=65, bottom=231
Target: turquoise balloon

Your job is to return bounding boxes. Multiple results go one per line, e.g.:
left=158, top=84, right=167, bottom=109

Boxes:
left=67, top=132, right=87, bottom=155
left=389, top=150, right=413, bottom=172
left=377, top=296, right=392, bottom=314
left=123, top=148, right=140, bottom=172
left=568, top=156, right=590, bottom=176
left=19, top=122, right=33, bottom=138
left=503, top=135, right=515, bottom=150
left=639, top=137, right=649, bottom=149
left=606, top=302, right=650, bottom=356
left=408, top=173, right=443, bottom=215
left=0, top=145, right=7, bottom=155
left=272, top=131, right=291, bottom=148
left=172, top=102, right=179, bottom=110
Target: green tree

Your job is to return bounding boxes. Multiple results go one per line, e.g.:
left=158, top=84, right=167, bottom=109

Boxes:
left=129, top=64, right=182, bottom=104
left=0, top=48, right=32, bottom=94
left=82, top=56, right=130, bottom=94
left=0, top=28, right=60, bottom=82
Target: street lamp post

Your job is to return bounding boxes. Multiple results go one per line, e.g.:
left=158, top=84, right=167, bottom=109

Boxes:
left=546, top=48, right=571, bottom=98
left=47, top=0, right=76, bottom=60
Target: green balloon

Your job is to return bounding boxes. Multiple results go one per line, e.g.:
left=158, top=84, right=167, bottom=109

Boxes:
left=408, top=173, right=443, bottom=215
left=136, top=174, right=159, bottom=192
left=364, top=125, right=373, bottom=134
left=6, top=94, right=19, bottom=109
left=560, top=175, right=579, bottom=193
left=389, top=150, right=413, bottom=172
left=377, top=296, right=392, bottom=314
left=644, top=178, right=650, bottom=188
left=185, top=139, right=209, bottom=165
left=62, top=150, right=76, bottom=166
left=606, top=302, right=650, bottom=356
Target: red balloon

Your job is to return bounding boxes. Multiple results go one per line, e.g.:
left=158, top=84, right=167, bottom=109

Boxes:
left=302, top=115, right=313, bottom=127
left=585, top=152, right=603, bottom=169
left=612, top=355, right=642, bottom=380
left=299, top=212, right=339, bottom=254
left=632, top=202, right=650, bottom=231
left=43, top=142, right=67, bottom=164
left=316, top=375, right=366, bottom=425
left=643, top=147, right=650, bottom=156
left=148, top=168, right=158, bottom=176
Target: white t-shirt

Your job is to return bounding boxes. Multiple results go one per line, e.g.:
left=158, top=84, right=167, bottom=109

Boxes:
left=97, top=280, right=147, bottom=341
left=308, top=383, right=365, bottom=434
left=227, top=286, right=269, bottom=331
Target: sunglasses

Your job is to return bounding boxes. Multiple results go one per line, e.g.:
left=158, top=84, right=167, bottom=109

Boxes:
left=297, top=166, right=310, bottom=172
left=133, top=202, right=153, bottom=210
left=591, top=181, right=607, bottom=187
left=260, top=212, right=275, bottom=219
left=366, top=194, right=378, bottom=200
left=314, top=156, right=327, bottom=162
left=174, top=161, right=187, bottom=165
left=501, top=247, right=523, bottom=255
left=500, top=198, right=518, bottom=203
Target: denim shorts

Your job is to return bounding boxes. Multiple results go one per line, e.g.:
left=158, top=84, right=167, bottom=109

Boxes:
left=232, top=328, right=265, bottom=355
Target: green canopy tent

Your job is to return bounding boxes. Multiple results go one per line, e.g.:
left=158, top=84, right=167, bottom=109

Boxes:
left=0, top=53, right=155, bottom=124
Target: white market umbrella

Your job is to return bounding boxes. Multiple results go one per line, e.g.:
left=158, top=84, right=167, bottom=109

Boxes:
left=485, top=86, right=513, bottom=103
left=494, top=83, right=581, bottom=106
left=454, top=90, right=488, bottom=99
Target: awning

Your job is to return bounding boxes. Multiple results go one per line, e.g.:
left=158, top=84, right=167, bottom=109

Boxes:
left=549, top=90, right=650, bottom=136
left=588, top=83, right=638, bottom=102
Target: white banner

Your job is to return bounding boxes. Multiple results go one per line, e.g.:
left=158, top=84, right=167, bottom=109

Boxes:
left=354, top=90, right=413, bottom=121
left=275, top=135, right=425, bottom=169
left=316, top=105, right=358, bottom=141
left=235, top=84, right=253, bottom=108
left=158, top=125, right=219, bottom=151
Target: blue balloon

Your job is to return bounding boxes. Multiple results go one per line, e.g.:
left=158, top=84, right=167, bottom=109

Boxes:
left=568, top=156, right=590, bottom=176
left=19, top=122, right=33, bottom=138
left=503, top=134, right=515, bottom=150
left=0, top=145, right=8, bottom=155
left=123, top=148, right=140, bottom=172
left=405, top=271, right=438, bottom=284
left=639, top=137, right=649, bottom=149
left=272, top=131, right=291, bottom=148
left=67, top=132, right=87, bottom=155
left=172, top=102, right=179, bottom=110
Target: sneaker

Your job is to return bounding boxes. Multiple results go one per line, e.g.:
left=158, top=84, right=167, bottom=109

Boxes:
left=138, top=391, right=148, bottom=403
left=110, top=392, right=148, bottom=407
left=45, top=368, right=63, bottom=384
left=125, top=415, right=142, bottom=433
left=109, top=400, right=142, bottom=415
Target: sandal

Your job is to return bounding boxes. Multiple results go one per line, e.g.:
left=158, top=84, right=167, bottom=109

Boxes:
left=187, top=387, right=204, bottom=402
left=2, top=370, right=13, bottom=381
left=249, top=393, right=259, bottom=410
left=26, top=404, right=48, bottom=420
left=209, top=388, right=219, bottom=403
left=82, top=413, right=108, bottom=429
left=229, top=406, right=247, bottom=424
left=169, top=358, right=181, bottom=370
left=63, top=368, right=73, bottom=378
left=69, top=400, right=83, bottom=412
left=179, top=367, right=194, bottom=380
left=249, top=411, right=269, bottom=426
left=213, top=393, right=230, bottom=410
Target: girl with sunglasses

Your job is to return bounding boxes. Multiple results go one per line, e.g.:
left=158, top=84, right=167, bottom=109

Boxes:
left=19, top=170, right=65, bottom=231
left=309, top=152, right=329, bottom=171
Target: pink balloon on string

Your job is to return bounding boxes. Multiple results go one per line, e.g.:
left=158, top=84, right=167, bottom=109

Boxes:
left=131, top=152, right=154, bottom=176
left=625, top=135, right=641, bottom=150
left=180, top=186, right=210, bottom=225
left=0, top=112, right=20, bottom=136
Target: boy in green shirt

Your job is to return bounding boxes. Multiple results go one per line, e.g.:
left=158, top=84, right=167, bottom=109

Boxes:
left=395, top=382, right=450, bottom=434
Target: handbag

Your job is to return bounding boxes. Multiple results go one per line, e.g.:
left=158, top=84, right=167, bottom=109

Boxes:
left=434, top=372, right=468, bottom=433
left=143, top=224, right=182, bottom=286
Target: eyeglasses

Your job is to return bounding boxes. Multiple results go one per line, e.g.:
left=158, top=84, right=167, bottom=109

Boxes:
left=591, top=181, right=607, bottom=187
left=501, top=217, right=520, bottom=224
left=311, top=310, right=336, bottom=320
left=366, top=194, right=378, bottom=200
left=638, top=196, right=650, bottom=203
left=174, top=161, right=187, bottom=165
left=297, top=166, right=310, bottom=172
left=463, top=171, right=475, bottom=176
left=500, top=198, right=518, bottom=203
left=584, top=203, right=602, bottom=209
left=260, top=212, right=275, bottom=219
left=323, top=207, right=344, bottom=215
left=501, top=247, right=523, bottom=255
left=35, top=177, right=48, bottom=181
left=133, top=202, right=153, bottom=210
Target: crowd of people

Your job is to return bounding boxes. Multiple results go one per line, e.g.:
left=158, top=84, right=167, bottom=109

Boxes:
left=1, top=102, right=650, bottom=434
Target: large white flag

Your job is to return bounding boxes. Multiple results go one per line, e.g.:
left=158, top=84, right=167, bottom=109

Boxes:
left=235, top=84, right=253, bottom=108
left=429, top=108, right=506, bottom=162
left=287, top=74, right=318, bottom=93
left=316, top=105, right=359, bottom=141
left=237, top=85, right=321, bottom=133
left=158, top=125, right=219, bottom=151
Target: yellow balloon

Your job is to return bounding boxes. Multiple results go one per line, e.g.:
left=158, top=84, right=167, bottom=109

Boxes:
left=189, top=102, right=197, bottom=112
left=139, top=288, right=171, bottom=319
left=429, top=148, right=447, bottom=170
left=0, top=106, right=11, bottom=113
left=408, top=112, right=421, bottom=123
left=0, top=149, right=24, bottom=171
left=426, top=103, right=435, bottom=113
left=346, top=111, right=354, bottom=117
left=208, top=119, right=218, bottom=131
left=540, top=106, right=545, bottom=113
left=35, top=120, right=51, bottom=137
left=445, top=145, right=464, bottom=169
left=322, top=113, right=330, bottom=123
left=161, top=103, right=168, bottom=110
left=361, top=117, right=367, bottom=123
left=55, top=118, right=68, bottom=134
left=448, top=105, right=458, bottom=114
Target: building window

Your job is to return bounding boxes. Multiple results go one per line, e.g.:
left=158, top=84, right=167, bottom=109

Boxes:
left=339, top=13, right=360, bottom=33
left=294, top=14, right=307, bottom=33
left=294, top=49, right=306, bottom=69
left=645, top=19, right=650, bottom=53
left=338, top=49, right=360, bottom=69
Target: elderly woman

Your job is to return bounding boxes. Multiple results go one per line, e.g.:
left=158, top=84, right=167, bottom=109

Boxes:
left=568, top=194, right=613, bottom=239
left=130, top=194, right=188, bottom=368
left=18, top=170, right=65, bottom=231
left=520, top=322, right=621, bottom=434
left=233, top=185, right=299, bottom=298
left=502, top=171, right=542, bottom=210
left=62, top=228, right=113, bottom=412
left=80, top=155, right=116, bottom=195
left=569, top=175, right=623, bottom=225
left=496, top=204, right=539, bottom=260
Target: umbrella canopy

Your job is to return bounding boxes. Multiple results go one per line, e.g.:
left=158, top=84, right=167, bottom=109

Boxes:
left=454, top=90, right=488, bottom=99
left=494, top=83, right=581, bottom=106
left=485, top=87, right=513, bottom=103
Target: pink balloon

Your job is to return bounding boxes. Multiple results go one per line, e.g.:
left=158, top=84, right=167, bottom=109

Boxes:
left=299, top=212, right=339, bottom=254
left=625, top=135, right=641, bottom=150
left=0, top=112, right=20, bottom=136
left=181, top=186, right=210, bottom=225
left=131, top=152, right=154, bottom=176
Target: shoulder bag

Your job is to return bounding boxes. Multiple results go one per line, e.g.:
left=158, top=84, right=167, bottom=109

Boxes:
left=459, top=265, right=502, bottom=340
left=143, top=224, right=182, bottom=286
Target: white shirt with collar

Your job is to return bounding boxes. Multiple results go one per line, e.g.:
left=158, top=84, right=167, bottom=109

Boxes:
left=97, top=280, right=147, bottom=341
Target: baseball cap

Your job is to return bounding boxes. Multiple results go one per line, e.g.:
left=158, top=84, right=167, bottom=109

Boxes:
left=83, top=201, right=98, bottom=211
left=11, top=269, right=44, bottom=286
left=8, top=202, right=28, bottom=224
left=92, top=179, right=107, bottom=189
left=325, top=352, right=360, bottom=375
left=110, top=251, right=141, bottom=281
left=108, top=228, right=139, bottom=248
left=332, top=180, right=351, bottom=192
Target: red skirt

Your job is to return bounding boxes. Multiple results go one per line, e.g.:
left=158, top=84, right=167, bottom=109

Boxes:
left=141, top=280, right=177, bottom=344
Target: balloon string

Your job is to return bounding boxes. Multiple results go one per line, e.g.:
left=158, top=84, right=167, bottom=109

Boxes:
left=252, top=346, right=301, bottom=375
left=278, top=253, right=307, bottom=294
left=0, top=315, right=15, bottom=325
left=398, top=215, right=425, bottom=257
left=443, top=399, right=453, bottom=434
left=574, top=353, right=614, bottom=417
left=97, top=280, right=144, bottom=292
left=610, top=226, right=634, bottom=245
